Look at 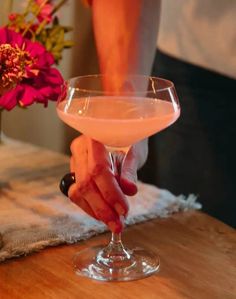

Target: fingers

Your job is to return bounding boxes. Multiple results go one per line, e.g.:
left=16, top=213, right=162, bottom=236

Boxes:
left=119, top=140, right=148, bottom=196
left=69, top=136, right=125, bottom=233
left=94, top=167, right=129, bottom=216
left=86, top=137, right=111, bottom=171
left=68, top=183, right=97, bottom=219
left=81, top=180, right=123, bottom=233
left=87, top=138, right=129, bottom=216
left=119, top=148, right=138, bottom=196
left=70, top=157, right=75, bottom=172
left=70, top=135, right=89, bottom=183
left=69, top=181, right=123, bottom=233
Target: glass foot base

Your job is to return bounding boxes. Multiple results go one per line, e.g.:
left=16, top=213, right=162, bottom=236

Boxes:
left=73, top=245, right=160, bottom=281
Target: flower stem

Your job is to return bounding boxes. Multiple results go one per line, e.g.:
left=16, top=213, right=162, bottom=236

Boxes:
left=35, top=19, right=48, bottom=35
left=22, top=0, right=50, bottom=37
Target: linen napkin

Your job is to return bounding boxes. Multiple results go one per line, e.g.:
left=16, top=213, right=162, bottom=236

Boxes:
left=0, top=139, right=201, bottom=262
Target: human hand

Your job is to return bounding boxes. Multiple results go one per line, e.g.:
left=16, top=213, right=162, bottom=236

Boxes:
left=113, top=139, right=148, bottom=196
left=68, top=135, right=148, bottom=233
left=68, top=135, right=128, bottom=233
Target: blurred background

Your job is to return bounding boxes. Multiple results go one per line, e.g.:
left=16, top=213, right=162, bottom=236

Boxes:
left=1, top=0, right=99, bottom=153
left=1, top=0, right=235, bottom=155
left=1, top=0, right=235, bottom=227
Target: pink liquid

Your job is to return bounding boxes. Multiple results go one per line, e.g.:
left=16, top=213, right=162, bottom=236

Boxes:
left=57, top=97, right=180, bottom=147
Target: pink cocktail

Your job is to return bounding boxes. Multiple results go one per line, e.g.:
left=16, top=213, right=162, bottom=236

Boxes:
left=57, top=75, right=180, bottom=281
left=58, top=96, right=179, bottom=148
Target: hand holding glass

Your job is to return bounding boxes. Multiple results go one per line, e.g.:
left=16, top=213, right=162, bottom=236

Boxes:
left=57, top=75, right=180, bottom=281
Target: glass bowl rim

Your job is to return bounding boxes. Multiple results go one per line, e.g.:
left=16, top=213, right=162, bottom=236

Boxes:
left=64, top=74, right=175, bottom=95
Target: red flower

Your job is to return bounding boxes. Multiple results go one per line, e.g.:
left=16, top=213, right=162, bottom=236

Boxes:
left=0, top=28, right=64, bottom=110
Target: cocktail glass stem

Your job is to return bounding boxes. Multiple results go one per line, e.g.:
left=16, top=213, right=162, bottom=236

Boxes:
left=97, top=149, right=133, bottom=268
left=96, top=232, right=134, bottom=269
left=58, top=75, right=178, bottom=281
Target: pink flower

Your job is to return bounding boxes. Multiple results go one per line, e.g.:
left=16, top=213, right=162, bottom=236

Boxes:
left=0, top=27, right=64, bottom=110
left=35, top=0, right=53, bottom=23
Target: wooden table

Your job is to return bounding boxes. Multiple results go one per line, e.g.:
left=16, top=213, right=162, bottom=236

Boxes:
left=0, top=211, right=235, bottom=299
left=0, top=141, right=235, bottom=299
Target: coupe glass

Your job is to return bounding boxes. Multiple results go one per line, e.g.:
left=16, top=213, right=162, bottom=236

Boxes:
left=57, top=75, right=180, bottom=281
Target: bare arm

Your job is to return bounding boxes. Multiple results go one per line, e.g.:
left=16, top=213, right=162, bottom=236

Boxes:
left=69, top=1, right=161, bottom=232
left=92, top=0, right=161, bottom=188
left=92, top=0, right=161, bottom=90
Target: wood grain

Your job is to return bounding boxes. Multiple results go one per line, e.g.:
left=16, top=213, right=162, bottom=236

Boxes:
left=0, top=141, right=235, bottom=299
left=0, top=211, right=235, bottom=299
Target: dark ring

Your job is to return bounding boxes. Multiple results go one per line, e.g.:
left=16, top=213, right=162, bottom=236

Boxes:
left=60, top=172, right=76, bottom=197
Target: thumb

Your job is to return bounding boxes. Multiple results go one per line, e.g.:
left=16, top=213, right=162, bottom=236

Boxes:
left=119, top=151, right=138, bottom=196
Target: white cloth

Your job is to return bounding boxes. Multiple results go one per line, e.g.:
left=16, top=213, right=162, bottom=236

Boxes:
left=0, top=181, right=201, bottom=262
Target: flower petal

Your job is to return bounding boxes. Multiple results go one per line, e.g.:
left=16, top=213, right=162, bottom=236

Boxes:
left=0, top=28, right=64, bottom=109
left=0, top=85, right=23, bottom=110
left=19, top=85, right=39, bottom=107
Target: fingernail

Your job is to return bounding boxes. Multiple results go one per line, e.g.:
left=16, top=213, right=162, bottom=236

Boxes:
left=114, top=203, right=125, bottom=215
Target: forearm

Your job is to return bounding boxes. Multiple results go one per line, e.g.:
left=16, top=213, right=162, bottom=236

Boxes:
left=92, top=0, right=161, bottom=90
